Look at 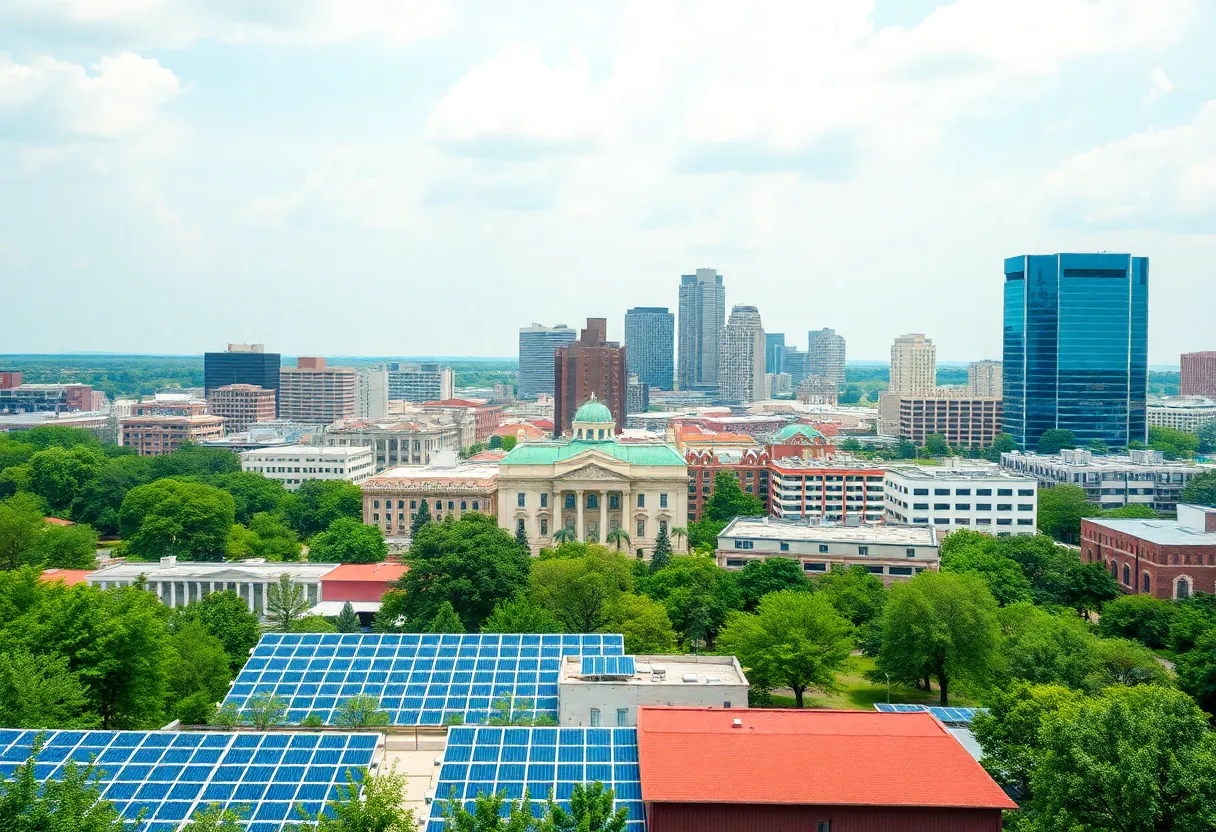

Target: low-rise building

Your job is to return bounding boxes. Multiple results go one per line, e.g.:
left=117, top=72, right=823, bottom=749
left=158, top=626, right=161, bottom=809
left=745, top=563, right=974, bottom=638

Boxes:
left=1147, top=397, right=1216, bottom=433
left=120, top=414, right=224, bottom=455
left=767, top=459, right=886, bottom=524
left=767, top=423, right=832, bottom=461
left=674, top=422, right=770, bottom=521
left=417, top=398, right=503, bottom=445
left=884, top=462, right=1038, bottom=536
left=360, top=450, right=499, bottom=540
left=716, top=516, right=939, bottom=583
left=240, top=445, right=375, bottom=490
left=207, top=384, right=277, bottom=433
left=896, top=395, right=1003, bottom=448
left=325, top=413, right=470, bottom=469
left=558, top=655, right=748, bottom=727
left=1001, top=448, right=1211, bottom=513
left=132, top=394, right=209, bottom=417
left=1082, top=504, right=1216, bottom=599
left=0, top=377, right=93, bottom=414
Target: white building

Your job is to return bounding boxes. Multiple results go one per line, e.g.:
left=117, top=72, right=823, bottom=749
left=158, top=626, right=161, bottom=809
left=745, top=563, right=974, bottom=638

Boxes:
left=558, top=655, right=748, bottom=727
left=240, top=444, right=375, bottom=490
left=883, top=462, right=1038, bottom=536
left=356, top=369, right=389, bottom=419
left=716, top=516, right=939, bottom=583
left=1147, top=397, right=1216, bottom=433
left=384, top=362, right=455, bottom=403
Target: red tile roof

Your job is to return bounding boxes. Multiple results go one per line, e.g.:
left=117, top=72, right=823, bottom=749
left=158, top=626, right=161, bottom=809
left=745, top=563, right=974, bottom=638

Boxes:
left=421, top=399, right=486, bottom=408
left=43, top=517, right=75, bottom=526
left=40, top=568, right=94, bottom=586
left=320, top=562, right=408, bottom=582
left=636, top=708, right=1015, bottom=810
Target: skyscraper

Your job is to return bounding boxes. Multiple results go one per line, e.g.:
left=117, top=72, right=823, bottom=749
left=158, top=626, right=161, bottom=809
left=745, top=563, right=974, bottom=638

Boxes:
left=356, top=368, right=389, bottom=418
left=278, top=357, right=357, bottom=424
left=624, top=307, right=675, bottom=391
left=968, top=360, right=1003, bottom=397
left=765, top=333, right=786, bottom=375
left=518, top=323, right=576, bottom=399
left=1003, top=253, right=1148, bottom=449
left=807, top=328, right=846, bottom=387
left=677, top=269, right=726, bottom=391
left=782, top=347, right=810, bottom=385
left=554, top=318, right=626, bottom=436
left=890, top=334, right=937, bottom=394
left=719, top=305, right=766, bottom=403
left=204, top=343, right=281, bottom=415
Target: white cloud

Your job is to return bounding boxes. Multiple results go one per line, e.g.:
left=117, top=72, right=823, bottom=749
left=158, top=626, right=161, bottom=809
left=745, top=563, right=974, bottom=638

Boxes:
left=0, top=52, right=179, bottom=139
left=1144, top=66, right=1175, bottom=102
left=1043, top=100, right=1216, bottom=225
left=0, top=0, right=452, bottom=48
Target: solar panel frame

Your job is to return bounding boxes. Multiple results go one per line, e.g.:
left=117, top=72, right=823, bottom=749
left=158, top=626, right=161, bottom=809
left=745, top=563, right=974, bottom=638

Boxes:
left=226, top=633, right=625, bottom=726
left=871, top=704, right=989, bottom=724
left=0, top=729, right=379, bottom=832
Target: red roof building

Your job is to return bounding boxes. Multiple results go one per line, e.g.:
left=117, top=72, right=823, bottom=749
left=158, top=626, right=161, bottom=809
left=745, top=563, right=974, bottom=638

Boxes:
left=40, top=568, right=94, bottom=586
left=319, top=562, right=408, bottom=603
left=637, top=707, right=1015, bottom=832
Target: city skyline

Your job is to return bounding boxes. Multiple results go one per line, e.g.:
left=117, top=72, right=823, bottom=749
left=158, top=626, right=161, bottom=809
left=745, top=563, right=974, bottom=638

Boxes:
left=2, top=3, right=1213, bottom=362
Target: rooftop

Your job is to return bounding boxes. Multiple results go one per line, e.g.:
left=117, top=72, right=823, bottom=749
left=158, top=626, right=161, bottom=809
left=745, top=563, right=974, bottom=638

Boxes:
left=363, top=459, right=500, bottom=487
left=120, top=414, right=223, bottom=425
left=321, top=562, right=409, bottom=582
left=1003, top=448, right=1206, bottom=470
left=636, top=708, right=1015, bottom=809
left=501, top=439, right=685, bottom=467
left=40, top=568, right=94, bottom=586
left=886, top=462, right=1036, bottom=482
left=239, top=444, right=372, bottom=459
left=1085, top=515, right=1216, bottom=546
left=559, top=654, right=746, bottom=687
left=88, top=558, right=338, bottom=582
left=721, top=516, right=938, bottom=546
left=1148, top=397, right=1216, bottom=410
left=773, top=423, right=826, bottom=442
left=769, top=457, right=887, bottom=472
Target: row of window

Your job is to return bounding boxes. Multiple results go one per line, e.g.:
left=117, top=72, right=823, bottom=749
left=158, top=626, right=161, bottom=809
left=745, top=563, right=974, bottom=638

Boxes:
left=772, top=475, right=884, bottom=483
left=515, top=492, right=669, bottom=509
left=899, top=486, right=1032, bottom=497
left=888, top=512, right=1034, bottom=527
left=724, top=558, right=927, bottom=577
left=732, top=540, right=920, bottom=557
left=890, top=501, right=1034, bottom=512
left=372, top=499, right=483, bottom=512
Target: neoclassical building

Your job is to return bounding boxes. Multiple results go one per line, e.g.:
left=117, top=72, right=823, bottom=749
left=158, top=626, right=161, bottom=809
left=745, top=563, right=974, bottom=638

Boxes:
left=497, top=397, right=688, bottom=558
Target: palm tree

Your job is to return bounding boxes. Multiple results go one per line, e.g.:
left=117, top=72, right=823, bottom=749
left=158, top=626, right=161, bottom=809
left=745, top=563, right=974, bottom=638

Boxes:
left=669, top=526, right=687, bottom=550
left=605, top=528, right=630, bottom=551
left=552, top=527, right=576, bottom=545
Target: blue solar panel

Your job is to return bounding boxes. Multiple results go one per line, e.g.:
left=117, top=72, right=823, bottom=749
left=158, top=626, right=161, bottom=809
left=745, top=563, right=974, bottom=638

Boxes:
left=872, top=704, right=988, bottom=724
left=426, top=726, right=642, bottom=832
left=226, top=633, right=625, bottom=726
left=579, top=655, right=636, bottom=677
left=0, top=729, right=378, bottom=832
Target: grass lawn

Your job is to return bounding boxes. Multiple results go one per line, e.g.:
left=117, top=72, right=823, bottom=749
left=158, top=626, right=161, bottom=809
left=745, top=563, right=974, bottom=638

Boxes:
left=766, top=655, right=982, bottom=710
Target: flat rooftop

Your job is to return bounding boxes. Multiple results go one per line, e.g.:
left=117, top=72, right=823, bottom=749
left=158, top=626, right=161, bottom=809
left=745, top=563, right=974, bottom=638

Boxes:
left=559, top=654, right=746, bottom=687
left=722, top=516, right=937, bottom=546
left=364, top=461, right=500, bottom=485
left=1003, top=450, right=1206, bottom=470
left=885, top=463, right=1036, bottom=482
left=240, top=445, right=371, bottom=458
left=1086, top=517, right=1216, bottom=546
left=88, top=559, right=338, bottom=582
left=770, top=457, right=887, bottom=471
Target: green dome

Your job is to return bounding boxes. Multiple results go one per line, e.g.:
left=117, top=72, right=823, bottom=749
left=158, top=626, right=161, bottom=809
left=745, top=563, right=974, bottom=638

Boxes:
left=574, top=397, right=613, bottom=424
left=774, top=423, right=825, bottom=442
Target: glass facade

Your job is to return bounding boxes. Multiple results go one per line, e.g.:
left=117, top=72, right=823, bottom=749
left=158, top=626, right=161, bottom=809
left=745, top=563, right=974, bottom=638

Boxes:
left=1002, top=253, right=1148, bottom=449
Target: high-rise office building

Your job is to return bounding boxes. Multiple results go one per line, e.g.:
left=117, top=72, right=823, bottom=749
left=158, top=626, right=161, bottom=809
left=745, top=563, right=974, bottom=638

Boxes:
left=356, top=369, right=389, bottom=418
left=553, top=318, right=626, bottom=436
left=518, top=323, right=577, bottom=399
left=1003, top=253, right=1148, bottom=449
left=278, top=357, right=357, bottom=424
left=782, top=347, right=810, bottom=385
left=624, top=307, right=675, bottom=391
left=1181, top=352, right=1216, bottom=398
left=807, top=328, right=846, bottom=387
left=383, top=363, right=454, bottom=402
left=204, top=343, right=281, bottom=415
left=968, top=360, right=1003, bottom=397
left=677, top=269, right=726, bottom=391
left=765, top=333, right=786, bottom=375
left=719, top=305, right=766, bottom=403
left=890, top=334, right=937, bottom=394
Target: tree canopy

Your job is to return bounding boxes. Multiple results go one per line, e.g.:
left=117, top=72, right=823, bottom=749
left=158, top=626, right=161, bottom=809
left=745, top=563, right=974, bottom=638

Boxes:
left=119, top=479, right=236, bottom=561
left=701, top=470, right=766, bottom=524
left=308, top=517, right=388, bottom=564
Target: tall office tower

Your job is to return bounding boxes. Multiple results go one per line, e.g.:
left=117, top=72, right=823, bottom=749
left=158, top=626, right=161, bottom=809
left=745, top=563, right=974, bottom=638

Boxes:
left=719, top=305, right=766, bottom=403
left=1003, top=253, right=1148, bottom=449
left=356, top=368, right=389, bottom=418
left=383, top=362, right=454, bottom=402
left=624, top=307, right=675, bottom=391
left=807, top=328, right=846, bottom=387
left=1181, top=352, right=1216, bottom=398
left=890, top=334, right=938, bottom=394
left=518, top=323, right=577, bottom=399
left=553, top=318, right=626, bottom=436
left=765, top=333, right=786, bottom=375
left=968, top=360, right=1003, bottom=397
left=782, top=347, right=811, bottom=385
left=204, top=343, right=281, bottom=415
left=278, top=357, right=357, bottom=424
left=677, top=268, right=726, bottom=390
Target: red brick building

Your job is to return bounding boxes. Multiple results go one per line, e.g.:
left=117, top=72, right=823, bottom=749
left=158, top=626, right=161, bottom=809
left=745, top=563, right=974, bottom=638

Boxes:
left=673, top=422, right=769, bottom=521
left=1081, top=504, right=1216, bottom=600
left=120, top=415, right=225, bottom=455
left=1181, top=351, right=1216, bottom=398
left=768, top=423, right=832, bottom=461
left=768, top=459, right=887, bottom=524
left=207, top=384, right=276, bottom=432
left=636, top=707, right=1015, bottom=832
left=554, top=318, right=626, bottom=437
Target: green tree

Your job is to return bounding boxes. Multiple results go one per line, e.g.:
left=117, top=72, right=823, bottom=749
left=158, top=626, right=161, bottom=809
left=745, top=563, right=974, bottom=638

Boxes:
left=941, top=544, right=1031, bottom=606
left=309, top=517, right=388, bottom=564
left=0, top=464, right=33, bottom=501
left=334, top=694, right=391, bottom=728
left=266, top=573, right=311, bottom=633
left=166, top=619, right=233, bottom=725
left=280, top=479, right=362, bottom=538
left=1149, top=425, right=1200, bottom=460
left=30, top=522, right=99, bottom=569
left=811, top=564, right=886, bottom=627
left=1098, top=593, right=1176, bottom=648
left=120, top=479, right=236, bottom=561
left=244, top=691, right=288, bottom=730
left=532, top=547, right=634, bottom=632
left=1093, top=636, right=1173, bottom=688
left=297, top=767, right=415, bottom=832
left=972, top=681, right=1084, bottom=800
left=1087, top=438, right=1109, bottom=454
left=27, top=445, right=104, bottom=514
left=599, top=592, right=678, bottom=654
left=999, top=604, right=1104, bottom=691
left=1036, top=484, right=1096, bottom=543
left=482, top=596, right=564, bottom=634
left=1177, top=626, right=1216, bottom=713
left=410, top=498, right=432, bottom=537
left=922, top=433, right=950, bottom=457
left=427, top=601, right=467, bottom=634
left=399, top=513, right=531, bottom=630
left=604, top=528, right=630, bottom=551
left=648, top=527, right=672, bottom=570
left=69, top=455, right=154, bottom=535
left=550, top=527, right=576, bottom=546
left=639, top=555, right=741, bottom=648
left=702, top=470, right=766, bottom=523
left=538, top=782, right=628, bottom=832
left=1100, top=503, right=1159, bottom=519
left=209, top=702, right=242, bottom=730
left=736, top=557, right=810, bottom=610
left=440, top=786, right=534, bottom=832
left=183, top=803, right=248, bottom=832
left=874, top=570, right=1001, bottom=705
left=684, top=517, right=725, bottom=552
left=172, top=590, right=261, bottom=673
left=486, top=693, right=555, bottom=726
left=1037, top=428, right=1077, bottom=454
left=0, top=650, right=94, bottom=728
left=334, top=600, right=361, bottom=633
left=1182, top=469, right=1216, bottom=508
left=246, top=511, right=303, bottom=560
left=149, top=443, right=240, bottom=478
left=1198, top=421, right=1216, bottom=454
left=202, top=471, right=287, bottom=524
left=893, top=439, right=918, bottom=459
left=1062, top=559, right=1121, bottom=617
left=0, top=494, right=47, bottom=570
left=718, top=591, right=854, bottom=708
left=500, top=435, right=518, bottom=452
left=515, top=523, right=529, bottom=550
left=0, top=735, right=131, bottom=831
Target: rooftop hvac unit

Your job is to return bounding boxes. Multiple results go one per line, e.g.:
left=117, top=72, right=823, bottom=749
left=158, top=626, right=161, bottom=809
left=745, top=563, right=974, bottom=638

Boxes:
left=681, top=673, right=698, bottom=683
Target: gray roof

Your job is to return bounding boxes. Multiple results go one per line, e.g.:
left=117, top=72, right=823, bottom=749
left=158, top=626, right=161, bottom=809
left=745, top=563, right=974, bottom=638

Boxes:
left=720, top=516, right=937, bottom=546
left=1086, top=517, right=1216, bottom=547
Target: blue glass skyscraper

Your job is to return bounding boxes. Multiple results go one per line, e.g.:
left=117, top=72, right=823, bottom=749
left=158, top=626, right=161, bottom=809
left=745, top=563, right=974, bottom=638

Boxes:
left=1003, top=253, right=1148, bottom=450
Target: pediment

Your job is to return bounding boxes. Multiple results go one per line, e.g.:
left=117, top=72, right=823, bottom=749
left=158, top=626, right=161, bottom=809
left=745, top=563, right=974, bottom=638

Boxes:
left=556, top=463, right=626, bottom=482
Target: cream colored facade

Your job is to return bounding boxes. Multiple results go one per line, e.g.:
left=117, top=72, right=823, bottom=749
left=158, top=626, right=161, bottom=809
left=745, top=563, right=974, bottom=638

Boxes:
left=890, top=333, right=937, bottom=395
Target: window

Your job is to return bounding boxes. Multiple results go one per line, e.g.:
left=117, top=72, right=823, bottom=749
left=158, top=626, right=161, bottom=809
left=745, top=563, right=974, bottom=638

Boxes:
left=517, top=519, right=525, bottom=535
left=1178, top=577, right=1191, bottom=600
left=857, top=546, right=868, bottom=556
left=565, top=494, right=575, bottom=509
left=616, top=708, right=628, bottom=727
left=435, top=500, right=441, bottom=510
left=608, top=493, right=619, bottom=509
left=410, top=500, right=417, bottom=509
left=373, top=500, right=380, bottom=509
left=540, top=493, right=548, bottom=508
left=587, top=493, right=599, bottom=509
left=997, top=504, right=1012, bottom=511
left=955, top=503, right=970, bottom=510
left=818, top=822, right=831, bottom=832
left=977, top=503, right=992, bottom=511
left=1018, top=489, right=1034, bottom=496
left=734, top=540, right=754, bottom=550
left=1017, top=519, right=1033, bottom=526
left=1018, top=504, right=1034, bottom=511
left=934, top=518, right=950, bottom=525
left=726, top=558, right=746, bottom=568
left=913, top=503, right=928, bottom=510
left=934, top=503, right=949, bottom=510
left=1142, top=572, right=1150, bottom=593
left=637, top=520, right=645, bottom=538
left=913, top=488, right=928, bottom=495
left=660, top=493, right=668, bottom=509
left=589, top=709, right=600, bottom=727
left=955, top=488, right=971, bottom=496
left=803, top=562, right=827, bottom=572
left=1123, top=564, right=1130, bottom=585
left=780, top=542, right=790, bottom=552
left=976, top=518, right=992, bottom=525
left=997, top=518, right=1012, bottom=526
left=448, top=501, right=454, bottom=510
left=906, top=548, right=916, bottom=557
left=934, top=488, right=950, bottom=496
left=867, top=565, right=884, bottom=574
left=977, top=488, right=992, bottom=496
left=888, top=566, right=913, bottom=576
left=637, top=493, right=645, bottom=508
left=540, top=518, right=549, bottom=536
left=998, top=488, right=1013, bottom=496
left=372, top=513, right=379, bottom=522
left=473, top=500, right=480, bottom=510
left=818, top=544, right=829, bottom=553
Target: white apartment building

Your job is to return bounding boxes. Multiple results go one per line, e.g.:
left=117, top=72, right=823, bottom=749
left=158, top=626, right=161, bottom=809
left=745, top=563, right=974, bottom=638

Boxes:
left=240, top=444, right=375, bottom=490
left=1147, top=397, right=1216, bottom=433
left=718, top=305, right=766, bottom=403
left=884, top=462, right=1038, bottom=536
left=356, top=369, right=389, bottom=419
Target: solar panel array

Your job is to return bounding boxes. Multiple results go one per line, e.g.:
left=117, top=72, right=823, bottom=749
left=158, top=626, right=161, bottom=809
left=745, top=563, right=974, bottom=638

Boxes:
left=579, top=656, right=636, bottom=677
left=873, top=703, right=988, bottom=723
left=426, top=726, right=643, bottom=832
left=226, top=633, right=625, bottom=726
left=0, top=729, right=378, bottom=832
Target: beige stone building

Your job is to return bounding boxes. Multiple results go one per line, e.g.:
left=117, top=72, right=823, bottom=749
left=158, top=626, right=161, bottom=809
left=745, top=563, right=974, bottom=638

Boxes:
left=279, top=357, right=357, bottom=424
left=361, top=450, right=499, bottom=542
left=496, top=398, right=688, bottom=558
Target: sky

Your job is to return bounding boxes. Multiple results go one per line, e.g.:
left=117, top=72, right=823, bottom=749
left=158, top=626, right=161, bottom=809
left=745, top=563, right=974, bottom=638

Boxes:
left=1, top=1, right=1214, bottom=363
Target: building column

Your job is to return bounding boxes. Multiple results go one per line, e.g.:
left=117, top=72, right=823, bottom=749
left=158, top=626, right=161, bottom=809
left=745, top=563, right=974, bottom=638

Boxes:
left=621, top=486, right=631, bottom=544
left=576, top=490, right=585, bottom=541
left=599, top=490, right=607, bottom=543
left=247, top=582, right=256, bottom=612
